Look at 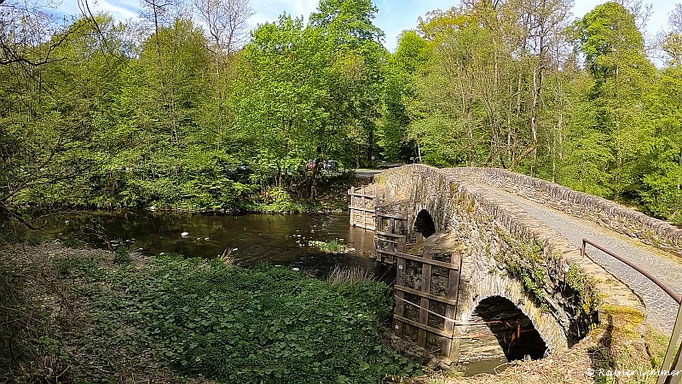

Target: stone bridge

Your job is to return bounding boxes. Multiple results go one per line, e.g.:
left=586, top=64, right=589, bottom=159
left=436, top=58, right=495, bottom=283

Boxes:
left=351, top=164, right=682, bottom=364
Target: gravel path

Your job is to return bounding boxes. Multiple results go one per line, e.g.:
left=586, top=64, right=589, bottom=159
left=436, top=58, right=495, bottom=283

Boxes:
left=485, top=186, right=682, bottom=332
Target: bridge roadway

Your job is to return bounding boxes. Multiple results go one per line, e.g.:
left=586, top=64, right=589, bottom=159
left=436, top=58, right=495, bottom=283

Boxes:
left=470, top=182, right=682, bottom=332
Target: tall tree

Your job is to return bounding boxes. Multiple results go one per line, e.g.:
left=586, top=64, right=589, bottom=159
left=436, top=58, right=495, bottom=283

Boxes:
left=0, top=11, right=124, bottom=216
left=662, top=3, right=682, bottom=66
left=575, top=2, right=655, bottom=201
left=193, top=0, right=251, bottom=54
left=507, top=0, right=572, bottom=175
left=310, top=0, right=387, bottom=167
left=380, top=30, right=428, bottom=161
left=232, top=15, right=331, bottom=194
left=108, top=18, right=213, bottom=206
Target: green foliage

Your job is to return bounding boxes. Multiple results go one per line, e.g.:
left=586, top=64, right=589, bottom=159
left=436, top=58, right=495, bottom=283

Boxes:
left=114, top=247, right=130, bottom=264
left=501, top=240, right=548, bottom=307
left=50, top=254, right=420, bottom=383
left=2, top=0, right=681, bottom=223
left=557, top=70, right=614, bottom=197
left=639, top=67, right=682, bottom=223
left=2, top=2, right=389, bottom=214
left=310, top=239, right=346, bottom=253
left=233, top=15, right=332, bottom=193
left=407, top=8, right=523, bottom=167
left=575, top=2, right=655, bottom=202
left=575, top=2, right=646, bottom=82
left=564, top=263, right=599, bottom=315
left=662, top=32, right=682, bottom=66
left=401, top=1, right=679, bottom=223
left=379, top=31, right=428, bottom=161
left=254, top=187, right=319, bottom=213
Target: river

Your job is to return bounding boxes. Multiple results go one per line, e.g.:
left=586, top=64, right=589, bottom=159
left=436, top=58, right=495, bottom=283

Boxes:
left=33, top=210, right=392, bottom=279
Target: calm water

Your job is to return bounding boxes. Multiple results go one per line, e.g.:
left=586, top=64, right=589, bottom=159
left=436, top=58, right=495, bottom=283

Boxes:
left=37, top=210, right=389, bottom=278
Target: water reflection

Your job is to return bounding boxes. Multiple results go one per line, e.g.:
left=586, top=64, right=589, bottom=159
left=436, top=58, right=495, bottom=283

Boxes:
left=38, top=211, right=388, bottom=278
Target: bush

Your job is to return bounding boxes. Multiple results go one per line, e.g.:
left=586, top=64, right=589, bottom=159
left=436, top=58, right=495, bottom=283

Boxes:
left=113, top=247, right=130, bottom=264
left=256, top=187, right=317, bottom=213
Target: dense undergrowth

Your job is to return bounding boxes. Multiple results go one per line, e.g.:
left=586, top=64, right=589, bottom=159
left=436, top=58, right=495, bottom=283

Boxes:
left=0, top=245, right=420, bottom=383
left=10, top=172, right=354, bottom=216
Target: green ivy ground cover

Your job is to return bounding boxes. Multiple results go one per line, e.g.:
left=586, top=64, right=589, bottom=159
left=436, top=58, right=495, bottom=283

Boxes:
left=54, top=253, right=421, bottom=383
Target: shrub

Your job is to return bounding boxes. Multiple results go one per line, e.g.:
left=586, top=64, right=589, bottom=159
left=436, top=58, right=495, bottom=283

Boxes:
left=114, top=247, right=130, bottom=264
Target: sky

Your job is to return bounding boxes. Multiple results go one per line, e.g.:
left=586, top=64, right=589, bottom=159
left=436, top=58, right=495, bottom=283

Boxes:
left=55, top=0, right=680, bottom=52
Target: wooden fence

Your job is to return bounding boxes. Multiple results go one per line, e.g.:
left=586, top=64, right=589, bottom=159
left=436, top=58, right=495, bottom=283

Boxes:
left=348, top=185, right=377, bottom=230
left=349, top=184, right=463, bottom=357
left=393, top=249, right=462, bottom=357
left=374, top=211, right=408, bottom=264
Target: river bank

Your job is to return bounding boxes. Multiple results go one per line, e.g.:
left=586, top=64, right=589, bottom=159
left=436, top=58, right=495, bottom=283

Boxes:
left=7, top=171, right=363, bottom=218
left=0, top=243, right=422, bottom=383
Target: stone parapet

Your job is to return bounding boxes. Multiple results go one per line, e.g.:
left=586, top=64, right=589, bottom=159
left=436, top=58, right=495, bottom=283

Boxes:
left=446, top=167, right=682, bottom=257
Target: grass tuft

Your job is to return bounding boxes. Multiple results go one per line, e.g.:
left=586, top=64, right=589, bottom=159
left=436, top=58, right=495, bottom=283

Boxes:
left=326, top=265, right=375, bottom=285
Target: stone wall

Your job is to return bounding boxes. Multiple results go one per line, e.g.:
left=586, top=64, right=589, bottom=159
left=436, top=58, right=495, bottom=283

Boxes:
left=374, top=165, right=645, bottom=361
left=447, top=167, right=682, bottom=257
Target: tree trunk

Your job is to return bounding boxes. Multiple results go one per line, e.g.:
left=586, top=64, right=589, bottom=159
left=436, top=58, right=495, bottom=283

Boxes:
left=309, top=159, right=320, bottom=200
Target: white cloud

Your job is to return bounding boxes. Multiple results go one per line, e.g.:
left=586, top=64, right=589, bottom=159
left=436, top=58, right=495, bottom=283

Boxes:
left=96, top=0, right=139, bottom=19
left=55, top=0, right=139, bottom=21
left=250, top=0, right=318, bottom=21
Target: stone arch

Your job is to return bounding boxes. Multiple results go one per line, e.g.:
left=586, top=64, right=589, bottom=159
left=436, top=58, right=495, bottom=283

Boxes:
left=454, top=273, right=568, bottom=361
left=413, top=209, right=436, bottom=238
left=469, top=296, right=548, bottom=361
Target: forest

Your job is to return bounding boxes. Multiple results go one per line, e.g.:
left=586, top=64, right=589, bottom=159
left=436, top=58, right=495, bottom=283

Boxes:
left=1, top=0, right=681, bottom=223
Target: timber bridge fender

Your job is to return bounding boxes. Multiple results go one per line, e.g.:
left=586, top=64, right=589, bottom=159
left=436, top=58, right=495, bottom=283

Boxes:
left=350, top=164, right=648, bottom=362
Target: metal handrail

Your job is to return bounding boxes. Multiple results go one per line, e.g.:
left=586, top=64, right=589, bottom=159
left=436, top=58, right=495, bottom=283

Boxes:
left=581, top=238, right=682, bottom=304
left=581, top=239, right=682, bottom=384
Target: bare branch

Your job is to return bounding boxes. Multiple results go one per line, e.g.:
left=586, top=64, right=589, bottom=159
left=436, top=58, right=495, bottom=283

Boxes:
left=193, top=0, right=252, bottom=55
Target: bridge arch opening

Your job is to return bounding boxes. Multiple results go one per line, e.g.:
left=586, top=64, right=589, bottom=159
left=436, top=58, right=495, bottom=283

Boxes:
left=472, top=296, right=548, bottom=361
left=413, top=209, right=436, bottom=238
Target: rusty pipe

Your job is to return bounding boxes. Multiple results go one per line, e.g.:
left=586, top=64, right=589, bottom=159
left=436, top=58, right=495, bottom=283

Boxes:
left=582, top=238, right=682, bottom=304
